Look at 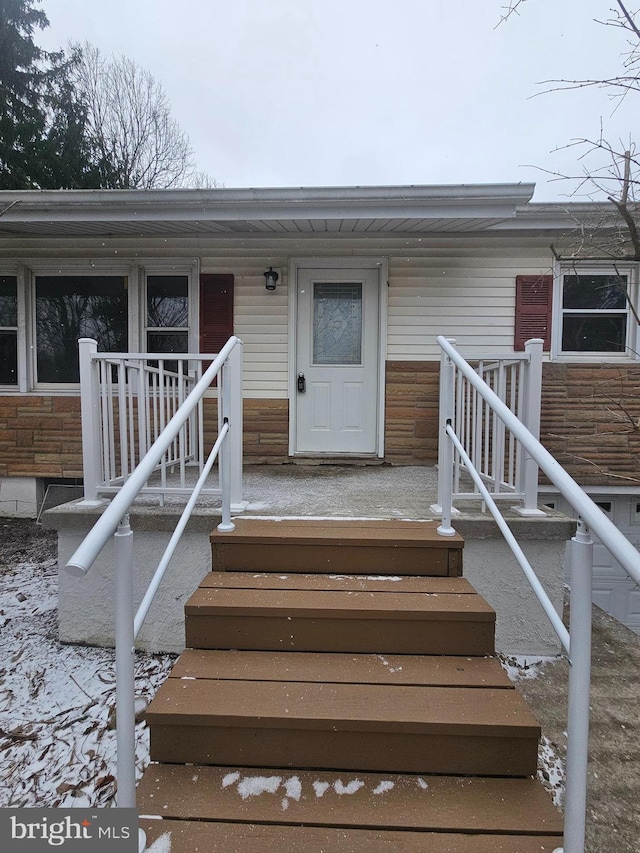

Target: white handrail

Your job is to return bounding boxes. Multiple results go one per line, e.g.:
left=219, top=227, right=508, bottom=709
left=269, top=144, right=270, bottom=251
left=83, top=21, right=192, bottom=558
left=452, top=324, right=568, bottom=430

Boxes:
left=437, top=334, right=640, bottom=853
left=446, top=423, right=571, bottom=652
left=67, top=336, right=241, bottom=577
left=437, top=335, right=640, bottom=585
left=133, top=421, right=229, bottom=639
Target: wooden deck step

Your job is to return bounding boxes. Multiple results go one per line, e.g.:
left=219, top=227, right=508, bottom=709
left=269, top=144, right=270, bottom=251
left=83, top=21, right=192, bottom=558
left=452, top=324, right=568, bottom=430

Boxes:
left=146, top=655, right=539, bottom=776
left=185, top=573, right=495, bottom=654
left=211, top=518, right=464, bottom=576
left=169, top=648, right=514, bottom=689
left=137, top=765, right=563, bottom=838
left=141, top=820, right=563, bottom=853
left=137, top=519, right=562, bottom=846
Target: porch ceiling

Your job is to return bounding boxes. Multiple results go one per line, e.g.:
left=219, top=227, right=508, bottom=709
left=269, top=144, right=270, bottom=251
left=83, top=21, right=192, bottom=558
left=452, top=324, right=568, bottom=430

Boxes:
left=0, top=183, right=576, bottom=240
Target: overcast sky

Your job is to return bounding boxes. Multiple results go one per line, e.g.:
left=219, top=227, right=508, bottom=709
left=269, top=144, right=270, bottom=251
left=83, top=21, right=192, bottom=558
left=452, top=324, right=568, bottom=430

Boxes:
left=36, top=0, right=637, bottom=201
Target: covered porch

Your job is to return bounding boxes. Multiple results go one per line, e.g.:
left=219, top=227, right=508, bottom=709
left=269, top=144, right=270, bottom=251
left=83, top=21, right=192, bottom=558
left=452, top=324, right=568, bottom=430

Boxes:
left=46, top=460, right=572, bottom=657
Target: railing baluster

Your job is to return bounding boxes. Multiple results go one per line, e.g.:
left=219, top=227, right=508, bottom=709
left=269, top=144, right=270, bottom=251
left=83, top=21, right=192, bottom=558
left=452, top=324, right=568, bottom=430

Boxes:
left=178, top=361, right=186, bottom=489
left=127, top=363, right=136, bottom=472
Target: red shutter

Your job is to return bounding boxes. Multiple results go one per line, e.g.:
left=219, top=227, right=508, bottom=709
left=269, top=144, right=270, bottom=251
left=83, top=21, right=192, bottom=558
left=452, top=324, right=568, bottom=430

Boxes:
left=515, top=274, right=553, bottom=351
left=199, top=274, right=234, bottom=354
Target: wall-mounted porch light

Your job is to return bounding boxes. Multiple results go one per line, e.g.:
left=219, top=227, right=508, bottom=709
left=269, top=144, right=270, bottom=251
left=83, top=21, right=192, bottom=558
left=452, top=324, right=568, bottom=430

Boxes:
left=264, top=266, right=279, bottom=291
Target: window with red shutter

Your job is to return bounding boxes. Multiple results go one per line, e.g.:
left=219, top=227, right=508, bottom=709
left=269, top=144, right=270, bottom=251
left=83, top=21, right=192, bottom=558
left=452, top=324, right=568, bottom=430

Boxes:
left=514, top=274, right=553, bottom=351
left=199, top=274, right=234, bottom=354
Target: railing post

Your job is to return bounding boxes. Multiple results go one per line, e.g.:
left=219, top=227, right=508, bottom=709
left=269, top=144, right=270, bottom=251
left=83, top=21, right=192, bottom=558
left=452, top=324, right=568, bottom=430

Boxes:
left=515, top=337, right=545, bottom=516
left=217, top=356, right=236, bottom=533
left=228, top=340, right=244, bottom=512
left=564, top=520, right=594, bottom=853
left=78, top=338, right=104, bottom=505
left=434, top=339, right=456, bottom=536
left=113, top=515, right=145, bottom=851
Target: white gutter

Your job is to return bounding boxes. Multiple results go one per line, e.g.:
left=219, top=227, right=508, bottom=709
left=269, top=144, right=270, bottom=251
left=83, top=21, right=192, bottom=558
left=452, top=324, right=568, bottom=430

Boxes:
left=0, top=183, right=536, bottom=225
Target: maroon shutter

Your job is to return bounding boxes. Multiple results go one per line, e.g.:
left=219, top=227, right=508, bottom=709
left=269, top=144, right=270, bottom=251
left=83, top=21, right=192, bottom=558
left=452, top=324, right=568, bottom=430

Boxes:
left=514, top=274, right=553, bottom=351
left=199, top=274, right=234, bottom=354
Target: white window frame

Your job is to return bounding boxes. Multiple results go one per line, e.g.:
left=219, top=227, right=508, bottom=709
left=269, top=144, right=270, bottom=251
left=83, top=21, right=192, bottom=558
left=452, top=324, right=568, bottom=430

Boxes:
left=552, top=261, right=639, bottom=362
left=0, top=266, right=19, bottom=389
left=141, top=262, right=199, bottom=355
left=19, top=259, right=198, bottom=391
left=28, top=261, right=134, bottom=390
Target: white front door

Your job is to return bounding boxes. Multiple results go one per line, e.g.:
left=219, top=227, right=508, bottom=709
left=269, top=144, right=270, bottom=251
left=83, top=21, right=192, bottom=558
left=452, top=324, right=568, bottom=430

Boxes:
left=295, top=267, right=380, bottom=454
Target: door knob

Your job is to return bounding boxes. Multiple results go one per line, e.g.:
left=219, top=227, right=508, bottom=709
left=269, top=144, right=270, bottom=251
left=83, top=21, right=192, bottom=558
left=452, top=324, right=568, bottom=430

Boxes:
left=297, top=372, right=306, bottom=392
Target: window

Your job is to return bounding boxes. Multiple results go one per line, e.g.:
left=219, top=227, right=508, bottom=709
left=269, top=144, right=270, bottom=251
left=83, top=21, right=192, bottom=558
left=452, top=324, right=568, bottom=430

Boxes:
left=35, top=276, right=128, bottom=383
left=146, top=274, right=189, bottom=355
left=557, top=268, right=636, bottom=356
left=0, top=275, right=18, bottom=385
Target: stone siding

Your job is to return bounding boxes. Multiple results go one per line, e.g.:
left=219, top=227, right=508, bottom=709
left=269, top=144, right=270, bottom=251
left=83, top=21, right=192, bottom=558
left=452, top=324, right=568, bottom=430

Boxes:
left=540, top=363, right=640, bottom=486
left=384, top=361, right=440, bottom=465
left=0, top=396, right=83, bottom=479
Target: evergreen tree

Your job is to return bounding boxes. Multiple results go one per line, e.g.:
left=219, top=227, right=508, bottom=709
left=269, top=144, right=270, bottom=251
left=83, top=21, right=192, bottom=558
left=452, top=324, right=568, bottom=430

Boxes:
left=0, top=0, right=99, bottom=188
left=0, top=0, right=50, bottom=187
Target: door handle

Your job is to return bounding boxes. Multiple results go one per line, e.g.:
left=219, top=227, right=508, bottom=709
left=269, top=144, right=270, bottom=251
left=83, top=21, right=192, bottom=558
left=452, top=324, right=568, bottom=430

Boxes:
left=297, top=372, right=306, bottom=393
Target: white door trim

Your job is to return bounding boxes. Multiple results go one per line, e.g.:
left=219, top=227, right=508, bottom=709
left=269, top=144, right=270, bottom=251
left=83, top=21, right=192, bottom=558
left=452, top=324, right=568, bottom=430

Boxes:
left=288, top=257, right=387, bottom=458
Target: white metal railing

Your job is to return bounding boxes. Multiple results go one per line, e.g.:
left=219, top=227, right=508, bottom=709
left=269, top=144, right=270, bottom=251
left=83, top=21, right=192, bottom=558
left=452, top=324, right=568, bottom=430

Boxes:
left=78, top=339, right=243, bottom=509
left=436, top=334, right=640, bottom=853
left=66, top=335, right=243, bottom=853
left=434, top=337, right=544, bottom=516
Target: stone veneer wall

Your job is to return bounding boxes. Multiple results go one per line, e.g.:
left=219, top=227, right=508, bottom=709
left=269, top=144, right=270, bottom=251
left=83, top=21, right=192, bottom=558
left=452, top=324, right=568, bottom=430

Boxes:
left=540, top=363, right=640, bottom=486
left=5, top=362, right=637, bottom=479
left=241, top=399, right=289, bottom=463
left=383, top=361, right=440, bottom=465
left=0, top=396, right=83, bottom=479
left=0, top=362, right=441, bottom=480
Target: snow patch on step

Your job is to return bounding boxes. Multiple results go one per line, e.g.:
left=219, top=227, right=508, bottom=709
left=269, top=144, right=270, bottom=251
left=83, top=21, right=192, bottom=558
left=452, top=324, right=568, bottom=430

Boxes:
left=220, top=773, right=435, bottom=804
left=237, top=775, right=282, bottom=799
left=146, top=832, right=172, bottom=853
left=334, top=779, right=365, bottom=795
left=222, top=771, right=240, bottom=788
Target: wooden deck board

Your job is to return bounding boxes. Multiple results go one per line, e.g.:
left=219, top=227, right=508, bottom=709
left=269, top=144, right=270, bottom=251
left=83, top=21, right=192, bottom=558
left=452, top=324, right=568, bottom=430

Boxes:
left=199, top=571, right=476, bottom=593
left=211, top=517, right=465, bottom=547
left=186, top=587, right=494, bottom=620
left=141, top=819, right=563, bottom=852
left=168, top=649, right=514, bottom=689
left=137, top=766, right=563, bottom=836
left=146, top=678, right=539, bottom=737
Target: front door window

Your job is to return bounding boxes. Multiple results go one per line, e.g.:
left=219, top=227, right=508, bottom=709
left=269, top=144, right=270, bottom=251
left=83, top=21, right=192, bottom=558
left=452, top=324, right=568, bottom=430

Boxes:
left=313, top=283, right=363, bottom=365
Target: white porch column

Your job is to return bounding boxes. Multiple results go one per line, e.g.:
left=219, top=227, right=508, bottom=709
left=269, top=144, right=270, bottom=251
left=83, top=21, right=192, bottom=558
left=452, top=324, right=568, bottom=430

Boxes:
left=515, top=337, right=545, bottom=517
left=78, top=338, right=104, bottom=505
left=228, top=339, right=245, bottom=512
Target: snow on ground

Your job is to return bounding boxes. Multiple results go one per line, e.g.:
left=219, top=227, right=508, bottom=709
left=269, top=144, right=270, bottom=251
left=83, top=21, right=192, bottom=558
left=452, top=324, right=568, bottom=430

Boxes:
left=499, top=653, right=566, bottom=807
left=499, top=653, right=559, bottom=682
left=0, top=554, right=175, bottom=808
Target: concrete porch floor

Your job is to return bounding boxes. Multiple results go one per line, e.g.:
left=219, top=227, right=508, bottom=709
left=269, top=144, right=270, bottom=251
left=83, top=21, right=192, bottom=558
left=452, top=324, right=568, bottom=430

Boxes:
left=240, top=463, right=441, bottom=519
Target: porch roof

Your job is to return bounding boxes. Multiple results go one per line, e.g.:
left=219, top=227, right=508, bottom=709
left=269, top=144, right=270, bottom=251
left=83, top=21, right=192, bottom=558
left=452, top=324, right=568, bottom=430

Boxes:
left=0, top=182, right=583, bottom=239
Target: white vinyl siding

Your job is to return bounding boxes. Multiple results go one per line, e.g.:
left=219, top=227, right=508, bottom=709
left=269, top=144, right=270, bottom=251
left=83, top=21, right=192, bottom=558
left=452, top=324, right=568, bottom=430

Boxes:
left=387, top=250, right=551, bottom=359
left=1, top=234, right=552, bottom=397
left=211, top=269, right=289, bottom=399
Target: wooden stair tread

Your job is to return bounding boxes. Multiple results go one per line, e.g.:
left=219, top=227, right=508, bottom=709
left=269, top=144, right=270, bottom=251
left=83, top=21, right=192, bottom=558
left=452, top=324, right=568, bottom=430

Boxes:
left=141, top=819, right=562, bottom=852
left=137, top=765, right=562, bottom=836
left=200, top=571, right=476, bottom=593
left=211, top=517, right=465, bottom=548
left=170, top=649, right=514, bottom=688
left=146, top=678, right=540, bottom=737
left=186, top=587, right=495, bottom=621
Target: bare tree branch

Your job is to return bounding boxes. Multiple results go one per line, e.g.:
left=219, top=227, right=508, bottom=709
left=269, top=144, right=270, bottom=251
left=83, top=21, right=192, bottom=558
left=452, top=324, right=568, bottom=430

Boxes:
left=73, top=44, right=197, bottom=189
left=496, top=0, right=527, bottom=27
